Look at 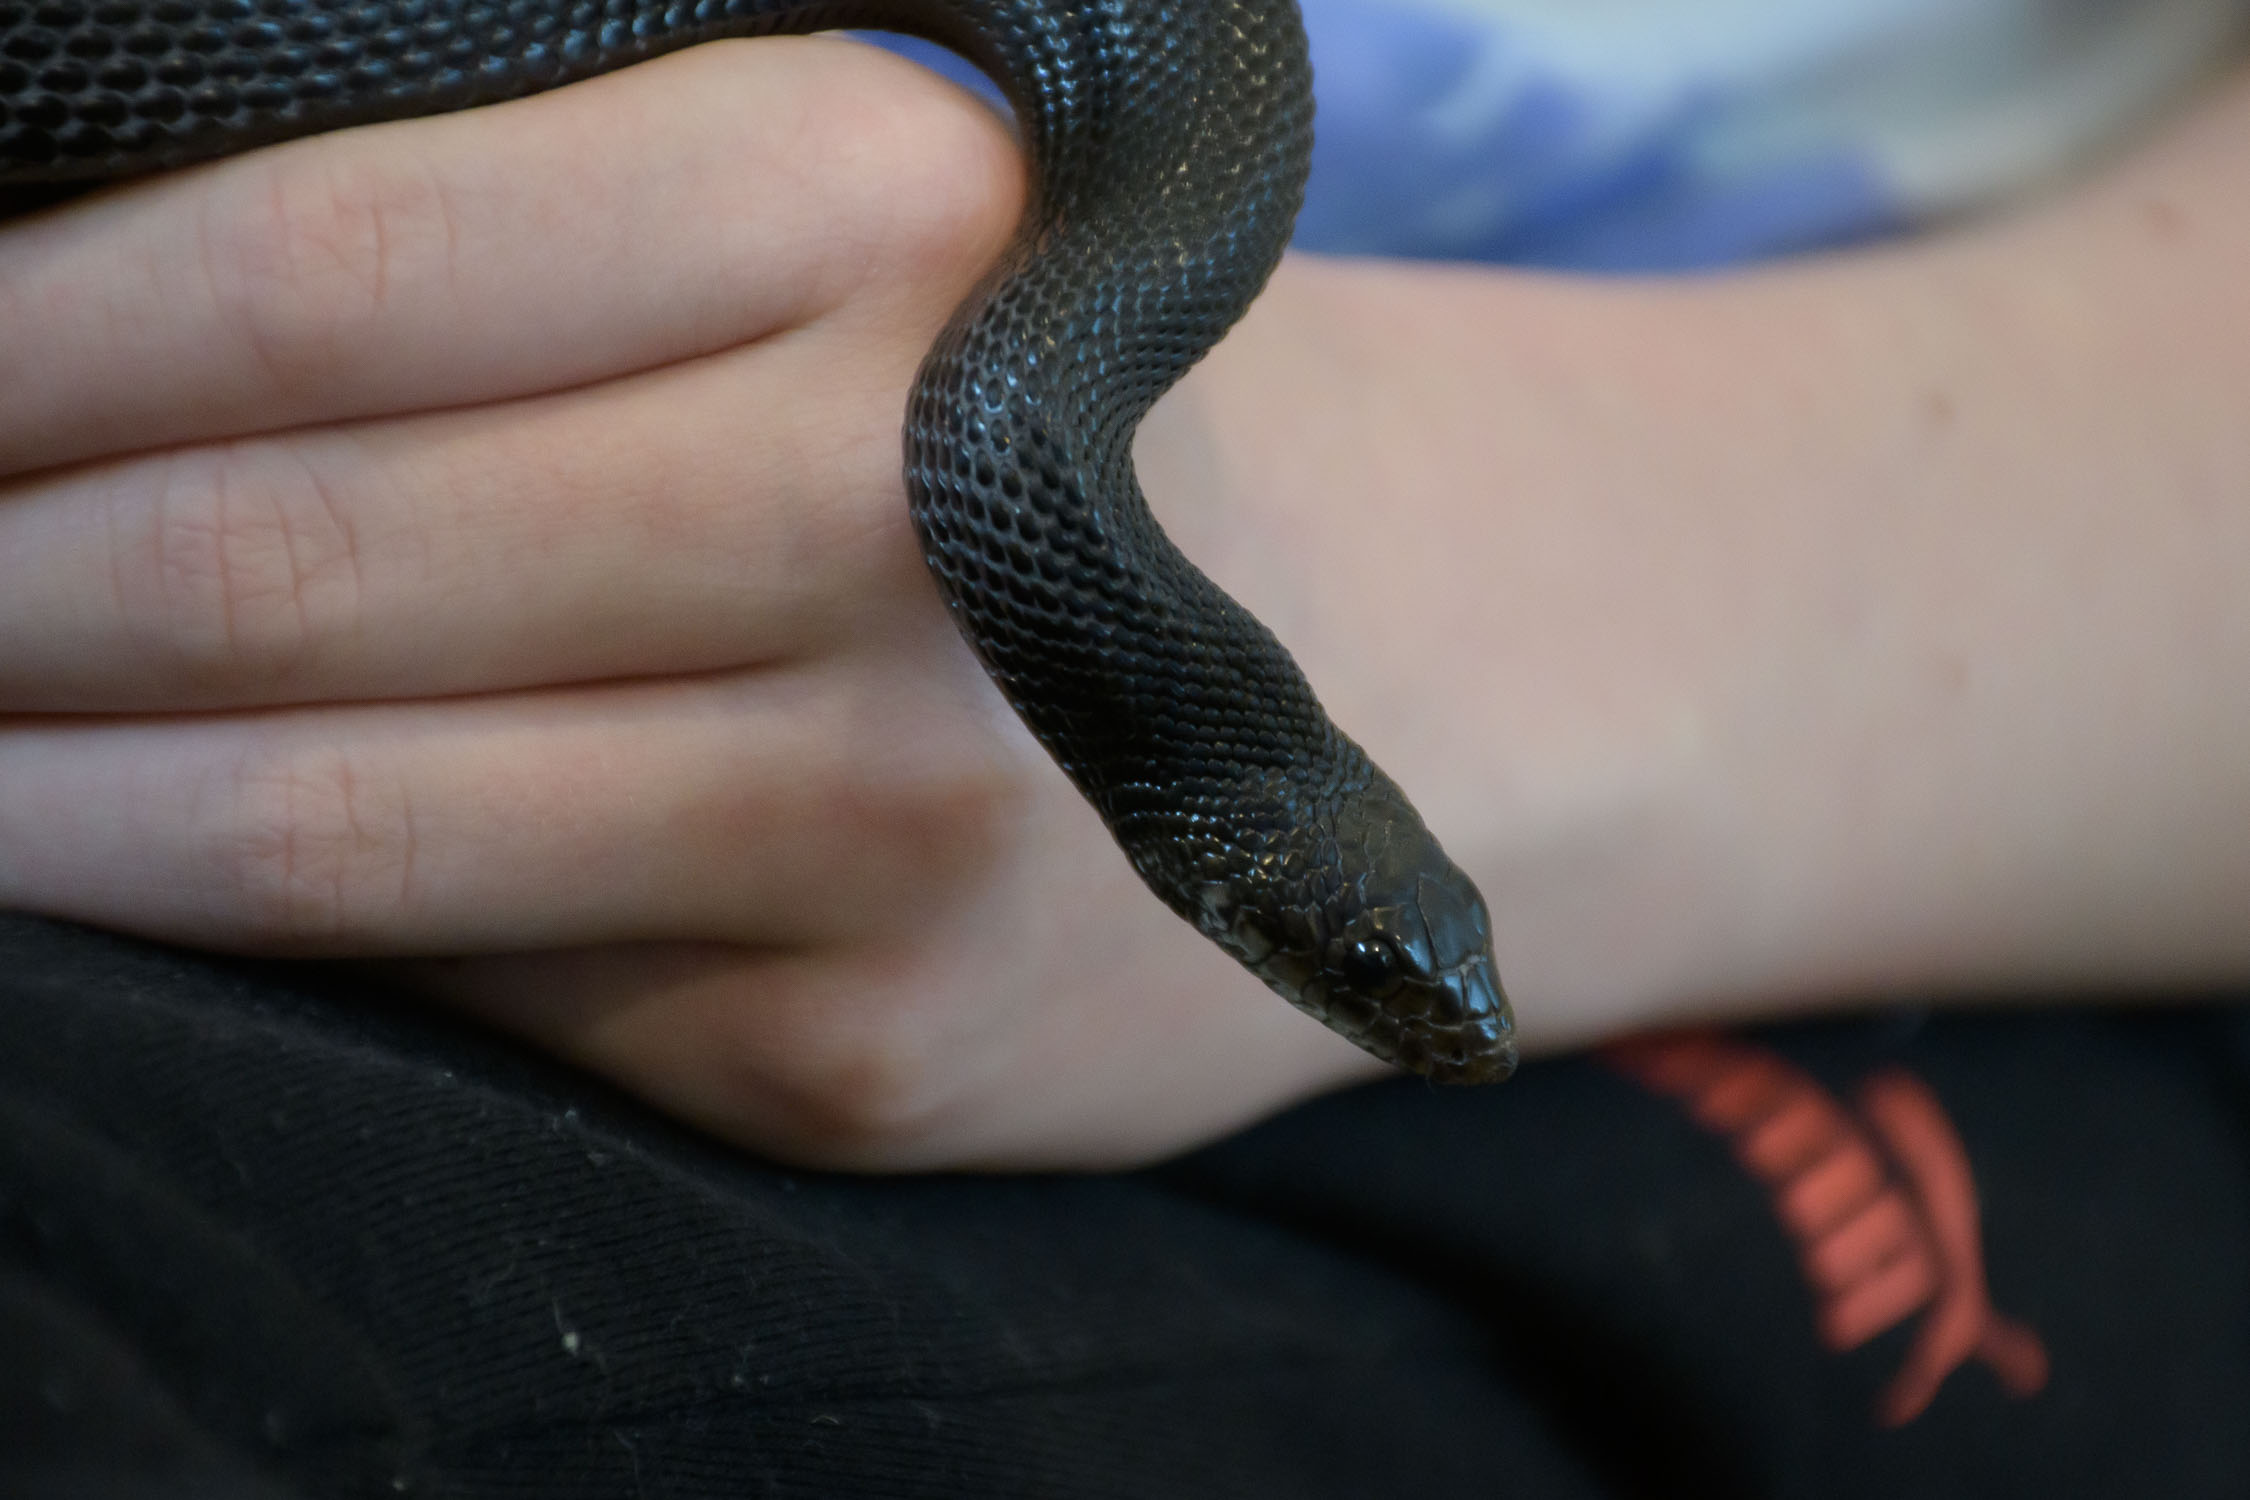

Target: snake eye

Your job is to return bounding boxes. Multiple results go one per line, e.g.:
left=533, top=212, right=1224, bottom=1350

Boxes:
left=1339, top=936, right=1406, bottom=999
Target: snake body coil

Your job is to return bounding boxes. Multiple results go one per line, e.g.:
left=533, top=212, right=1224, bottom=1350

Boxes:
left=1, top=0, right=1515, bottom=1081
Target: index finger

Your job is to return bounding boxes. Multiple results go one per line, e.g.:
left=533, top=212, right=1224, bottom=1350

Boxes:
left=0, top=36, right=1020, bottom=477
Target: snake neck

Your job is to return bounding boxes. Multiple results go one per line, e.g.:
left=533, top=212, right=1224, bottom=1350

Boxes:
left=904, top=280, right=1364, bottom=894
left=900, top=0, right=1328, bottom=888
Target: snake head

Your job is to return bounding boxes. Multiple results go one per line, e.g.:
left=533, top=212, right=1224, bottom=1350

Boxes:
left=1201, top=786, right=1517, bottom=1084
left=1306, top=850, right=1517, bottom=1085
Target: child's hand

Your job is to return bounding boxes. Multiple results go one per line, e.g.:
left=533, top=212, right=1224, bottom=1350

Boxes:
left=0, top=39, right=1389, bottom=1169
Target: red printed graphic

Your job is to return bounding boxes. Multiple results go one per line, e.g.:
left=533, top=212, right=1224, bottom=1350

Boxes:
left=1606, top=1032, right=2049, bottom=1427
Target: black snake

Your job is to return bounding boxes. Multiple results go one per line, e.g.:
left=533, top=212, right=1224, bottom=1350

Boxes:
left=0, top=0, right=1516, bottom=1082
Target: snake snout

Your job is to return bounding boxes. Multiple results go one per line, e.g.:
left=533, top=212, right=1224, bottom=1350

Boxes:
left=1295, top=944, right=1516, bottom=1083
left=1299, top=791, right=1518, bottom=1082
left=1397, top=957, right=1517, bottom=1084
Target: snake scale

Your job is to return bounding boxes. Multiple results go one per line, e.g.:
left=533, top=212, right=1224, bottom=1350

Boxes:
left=0, top=0, right=1515, bottom=1081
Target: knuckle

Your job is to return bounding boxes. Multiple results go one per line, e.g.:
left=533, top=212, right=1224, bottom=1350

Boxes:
left=748, top=972, right=968, bottom=1163
left=209, top=740, right=416, bottom=946
left=883, top=111, right=1021, bottom=278
left=117, top=444, right=363, bottom=689
left=199, top=147, right=457, bottom=384
left=815, top=58, right=1024, bottom=303
left=784, top=1053, right=952, bottom=1160
left=820, top=694, right=1024, bottom=910
left=864, top=748, right=1018, bottom=879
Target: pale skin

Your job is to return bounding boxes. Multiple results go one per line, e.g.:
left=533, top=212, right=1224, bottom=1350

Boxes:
left=2, top=38, right=2246, bottom=1170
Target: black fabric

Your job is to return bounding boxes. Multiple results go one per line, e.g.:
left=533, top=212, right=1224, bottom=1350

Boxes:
left=1, top=912, right=2245, bottom=1498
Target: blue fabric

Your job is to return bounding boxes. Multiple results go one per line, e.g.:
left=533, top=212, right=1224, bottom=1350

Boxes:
left=1289, top=0, right=1901, bottom=267
left=872, top=0, right=2249, bottom=271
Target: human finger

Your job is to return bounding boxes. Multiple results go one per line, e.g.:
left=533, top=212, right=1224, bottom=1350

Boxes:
left=0, top=650, right=1029, bottom=956
left=0, top=36, right=1019, bottom=477
left=0, top=325, right=915, bottom=713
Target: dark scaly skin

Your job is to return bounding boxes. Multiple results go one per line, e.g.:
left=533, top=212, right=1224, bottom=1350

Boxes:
left=0, top=0, right=1516, bottom=1081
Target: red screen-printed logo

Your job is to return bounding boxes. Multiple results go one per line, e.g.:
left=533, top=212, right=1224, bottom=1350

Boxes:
left=1607, top=1032, right=2050, bottom=1426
